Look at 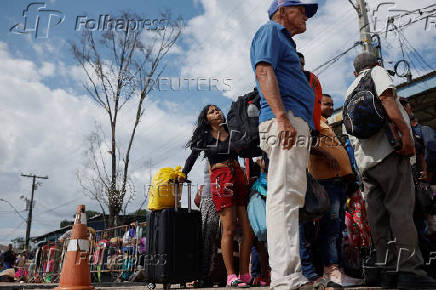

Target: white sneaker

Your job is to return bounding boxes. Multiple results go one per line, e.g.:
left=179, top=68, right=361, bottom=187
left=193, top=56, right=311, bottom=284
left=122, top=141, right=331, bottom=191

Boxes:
left=324, top=264, right=363, bottom=287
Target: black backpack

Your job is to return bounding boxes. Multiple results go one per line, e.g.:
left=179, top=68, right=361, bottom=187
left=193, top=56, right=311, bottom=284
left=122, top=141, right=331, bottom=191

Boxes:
left=227, top=88, right=262, bottom=158
left=299, top=172, right=330, bottom=223
left=343, top=69, right=387, bottom=139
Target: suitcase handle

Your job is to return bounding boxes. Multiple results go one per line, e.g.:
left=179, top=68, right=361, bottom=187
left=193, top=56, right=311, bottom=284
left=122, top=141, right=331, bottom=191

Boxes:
left=169, top=179, right=192, bottom=213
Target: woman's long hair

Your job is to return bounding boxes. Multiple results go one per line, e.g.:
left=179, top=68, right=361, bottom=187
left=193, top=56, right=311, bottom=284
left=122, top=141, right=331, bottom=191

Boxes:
left=186, top=104, right=227, bottom=150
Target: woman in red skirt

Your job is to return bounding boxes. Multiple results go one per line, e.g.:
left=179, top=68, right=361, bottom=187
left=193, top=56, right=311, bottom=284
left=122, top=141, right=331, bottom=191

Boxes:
left=180, top=104, right=254, bottom=288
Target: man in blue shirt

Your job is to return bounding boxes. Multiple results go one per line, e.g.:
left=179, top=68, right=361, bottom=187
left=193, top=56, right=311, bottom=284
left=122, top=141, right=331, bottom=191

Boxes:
left=250, top=0, right=318, bottom=289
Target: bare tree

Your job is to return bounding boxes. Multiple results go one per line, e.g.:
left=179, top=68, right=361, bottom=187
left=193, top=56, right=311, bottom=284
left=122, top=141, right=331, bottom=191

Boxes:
left=76, top=125, right=135, bottom=227
left=73, top=12, right=183, bottom=227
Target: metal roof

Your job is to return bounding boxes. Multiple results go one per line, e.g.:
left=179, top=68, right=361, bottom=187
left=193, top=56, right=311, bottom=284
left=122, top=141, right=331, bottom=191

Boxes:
left=397, top=71, right=436, bottom=98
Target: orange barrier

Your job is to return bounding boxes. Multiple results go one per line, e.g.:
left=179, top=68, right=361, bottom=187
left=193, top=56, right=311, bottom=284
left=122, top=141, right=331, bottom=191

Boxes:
left=56, top=205, right=94, bottom=290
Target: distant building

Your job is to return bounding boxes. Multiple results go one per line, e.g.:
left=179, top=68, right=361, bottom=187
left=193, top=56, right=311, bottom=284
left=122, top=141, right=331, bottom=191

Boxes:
left=31, top=224, right=72, bottom=244
left=31, top=213, right=148, bottom=244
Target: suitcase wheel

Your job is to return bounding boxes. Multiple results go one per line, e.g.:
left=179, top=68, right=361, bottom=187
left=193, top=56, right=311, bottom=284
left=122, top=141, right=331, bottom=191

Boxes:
left=147, top=283, right=156, bottom=289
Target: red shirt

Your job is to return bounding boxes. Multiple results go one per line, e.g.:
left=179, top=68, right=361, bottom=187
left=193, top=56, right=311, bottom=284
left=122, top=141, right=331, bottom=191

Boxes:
left=305, top=71, right=322, bottom=132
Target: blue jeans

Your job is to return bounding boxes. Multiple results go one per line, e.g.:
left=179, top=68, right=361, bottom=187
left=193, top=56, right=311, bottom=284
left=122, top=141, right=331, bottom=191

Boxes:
left=251, top=246, right=261, bottom=278
left=318, top=178, right=347, bottom=266
left=299, top=223, right=319, bottom=281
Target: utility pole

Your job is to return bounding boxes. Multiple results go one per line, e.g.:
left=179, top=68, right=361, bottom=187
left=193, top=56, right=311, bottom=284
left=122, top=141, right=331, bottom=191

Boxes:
left=21, top=173, right=48, bottom=251
left=356, top=0, right=377, bottom=55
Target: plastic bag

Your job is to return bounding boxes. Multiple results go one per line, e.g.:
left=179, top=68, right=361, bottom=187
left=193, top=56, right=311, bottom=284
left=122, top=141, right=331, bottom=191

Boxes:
left=147, top=166, right=185, bottom=210
left=247, top=192, right=267, bottom=242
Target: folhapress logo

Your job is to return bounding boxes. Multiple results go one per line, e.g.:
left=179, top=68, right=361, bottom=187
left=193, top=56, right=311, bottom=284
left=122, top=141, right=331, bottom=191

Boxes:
left=10, top=2, right=65, bottom=39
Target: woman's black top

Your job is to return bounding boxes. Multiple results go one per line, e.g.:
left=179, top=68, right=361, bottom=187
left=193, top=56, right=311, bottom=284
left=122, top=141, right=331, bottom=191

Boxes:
left=182, top=132, right=238, bottom=175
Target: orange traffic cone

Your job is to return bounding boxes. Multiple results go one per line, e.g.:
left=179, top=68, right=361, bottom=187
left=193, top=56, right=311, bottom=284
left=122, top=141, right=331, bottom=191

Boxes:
left=56, top=205, right=94, bottom=290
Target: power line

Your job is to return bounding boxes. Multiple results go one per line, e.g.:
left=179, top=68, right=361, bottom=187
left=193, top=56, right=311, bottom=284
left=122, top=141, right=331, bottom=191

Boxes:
left=313, top=41, right=363, bottom=75
left=2, top=221, right=26, bottom=242
left=31, top=217, right=59, bottom=228
left=302, top=6, right=357, bottom=54
left=35, top=197, right=85, bottom=217
left=0, top=209, right=26, bottom=214
left=396, top=28, right=406, bottom=59
left=0, top=198, right=26, bottom=222
left=396, top=28, right=433, bottom=71
left=390, top=24, right=433, bottom=83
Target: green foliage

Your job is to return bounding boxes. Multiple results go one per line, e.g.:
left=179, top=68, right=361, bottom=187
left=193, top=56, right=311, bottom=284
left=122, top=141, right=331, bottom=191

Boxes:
left=85, top=210, right=100, bottom=219
left=131, top=209, right=147, bottom=217
left=59, top=220, right=73, bottom=228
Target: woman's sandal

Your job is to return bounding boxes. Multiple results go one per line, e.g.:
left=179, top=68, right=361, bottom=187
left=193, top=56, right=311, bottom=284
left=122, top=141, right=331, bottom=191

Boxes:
left=227, top=279, right=250, bottom=288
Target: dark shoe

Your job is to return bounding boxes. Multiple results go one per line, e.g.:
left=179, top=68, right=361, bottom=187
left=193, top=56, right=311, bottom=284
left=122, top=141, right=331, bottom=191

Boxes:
left=251, top=276, right=270, bottom=287
left=380, top=272, right=397, bottom=289
left=363, top=266, right=381, bottom=286
left=193, top=279, right=213, bottom=288
left=313, top=277, right=343, bottom=289
left=397, top=273, right=436, bottom=289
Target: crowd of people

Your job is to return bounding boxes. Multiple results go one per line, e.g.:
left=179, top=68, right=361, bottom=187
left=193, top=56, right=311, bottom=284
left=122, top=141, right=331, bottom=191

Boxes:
left=0, top=223, right=149, bottom=283
left=0, top=244, right=30, bottom=282
left=1, top=1, right=435, bottom=289
left=179, top=0, right=436, bottom=289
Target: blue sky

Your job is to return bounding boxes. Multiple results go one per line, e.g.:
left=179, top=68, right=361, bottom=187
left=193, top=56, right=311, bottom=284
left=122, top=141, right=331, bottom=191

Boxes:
left=1, top=0, right=231, bottom=112
left=0, top=0, right=435, bottom=244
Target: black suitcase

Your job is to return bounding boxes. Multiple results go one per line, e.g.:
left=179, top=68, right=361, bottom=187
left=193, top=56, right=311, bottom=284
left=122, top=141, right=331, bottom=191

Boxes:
left=144, top=180, right=201, bottom=289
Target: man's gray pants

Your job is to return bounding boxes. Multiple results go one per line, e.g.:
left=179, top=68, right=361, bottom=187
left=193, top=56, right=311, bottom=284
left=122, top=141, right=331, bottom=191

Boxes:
left=362, top=152, right=426, bottom=276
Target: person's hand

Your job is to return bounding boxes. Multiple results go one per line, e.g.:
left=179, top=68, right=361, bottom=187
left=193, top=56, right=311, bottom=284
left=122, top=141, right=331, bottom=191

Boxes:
left=277, top=115, right=296, bottom=150
left=397, top=134, right=415, bottom=157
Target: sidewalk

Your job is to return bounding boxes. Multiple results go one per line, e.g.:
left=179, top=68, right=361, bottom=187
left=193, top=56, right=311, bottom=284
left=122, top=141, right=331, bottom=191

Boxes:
left=0, top=282, right=386, bottom=290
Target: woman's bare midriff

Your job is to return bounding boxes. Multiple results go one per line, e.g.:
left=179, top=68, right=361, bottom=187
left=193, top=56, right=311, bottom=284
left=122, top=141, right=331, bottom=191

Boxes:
left=211, top=159, right=239, bottom=170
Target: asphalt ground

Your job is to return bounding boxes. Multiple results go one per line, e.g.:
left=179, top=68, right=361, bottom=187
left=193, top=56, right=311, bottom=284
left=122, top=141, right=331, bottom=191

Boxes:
left=0, top=283, right=389, bottom=290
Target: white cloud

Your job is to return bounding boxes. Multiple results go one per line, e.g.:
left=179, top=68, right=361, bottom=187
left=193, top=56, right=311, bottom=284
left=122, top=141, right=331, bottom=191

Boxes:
left=39, top=62, right=56, bottom=77
left=181, top=0, right=269, bottom=99
left=180, top=0, right=436, bottom=104
left=0, top=42, right=41, bottom=82
left=0, top=42, right=202, bottom=244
